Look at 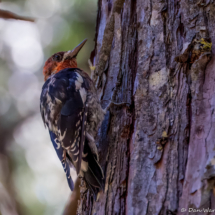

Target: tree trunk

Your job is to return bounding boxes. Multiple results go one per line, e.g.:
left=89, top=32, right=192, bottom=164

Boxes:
left=78, top=0, right=215, bottom=214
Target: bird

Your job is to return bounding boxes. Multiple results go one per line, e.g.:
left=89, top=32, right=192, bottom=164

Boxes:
left=40, top=39, right=105, bottom=197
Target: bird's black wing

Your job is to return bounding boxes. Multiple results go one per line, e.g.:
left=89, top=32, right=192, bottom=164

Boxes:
left=49, top=131, right=74, bottom=191
left=40, top=68, right=87, bottom=174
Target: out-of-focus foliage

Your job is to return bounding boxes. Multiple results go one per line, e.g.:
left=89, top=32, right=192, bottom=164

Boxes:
left=0, top=0, right=98, bottom=214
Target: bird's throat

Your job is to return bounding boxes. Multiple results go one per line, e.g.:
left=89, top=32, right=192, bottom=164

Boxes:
left=56, top=60, right=77, bottom=72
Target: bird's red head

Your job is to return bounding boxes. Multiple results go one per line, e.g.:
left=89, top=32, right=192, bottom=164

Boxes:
left=43, top=39, right=87, bottom=81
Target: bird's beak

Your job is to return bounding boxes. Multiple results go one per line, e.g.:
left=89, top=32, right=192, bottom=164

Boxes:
left=63, top=39, right=87, bottom=60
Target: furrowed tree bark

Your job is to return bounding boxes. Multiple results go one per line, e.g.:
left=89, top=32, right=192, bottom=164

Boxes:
left=78, top=0, right=215, bottom=214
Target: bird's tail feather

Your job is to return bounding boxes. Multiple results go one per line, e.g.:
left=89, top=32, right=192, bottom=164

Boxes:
left=84, top=177, right=97, bottom=200
left=83, top=141, right=104, bottom=198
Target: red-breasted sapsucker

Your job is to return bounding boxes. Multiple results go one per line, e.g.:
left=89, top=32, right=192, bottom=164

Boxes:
left=40, top=39, right=105, bottom=197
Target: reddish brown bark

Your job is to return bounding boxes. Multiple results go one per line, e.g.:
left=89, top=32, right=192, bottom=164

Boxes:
left=78, top=0, right=215, bottom=214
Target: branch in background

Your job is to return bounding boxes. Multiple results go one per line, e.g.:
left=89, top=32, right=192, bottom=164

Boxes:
left=0, top=9, right=34, bottom=22
left=62, top=178, right=81, bottom=215
left=93, top=0, right=125, bottom=87
left=0, top=181, right=19, bottom=215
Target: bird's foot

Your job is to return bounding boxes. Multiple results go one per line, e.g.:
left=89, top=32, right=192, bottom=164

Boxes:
left=103, top=100, right=130, bottom=112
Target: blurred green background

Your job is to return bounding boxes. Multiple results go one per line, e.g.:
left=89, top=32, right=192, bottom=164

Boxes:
left=0, top=0, right=98, bottom=214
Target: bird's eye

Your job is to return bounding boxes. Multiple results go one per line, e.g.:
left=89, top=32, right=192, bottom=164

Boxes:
left=53, top=54, right=62, bottom=62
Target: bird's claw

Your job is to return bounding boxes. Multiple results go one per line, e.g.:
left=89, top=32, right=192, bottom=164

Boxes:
left=103, top=100, right=130, bottom=112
